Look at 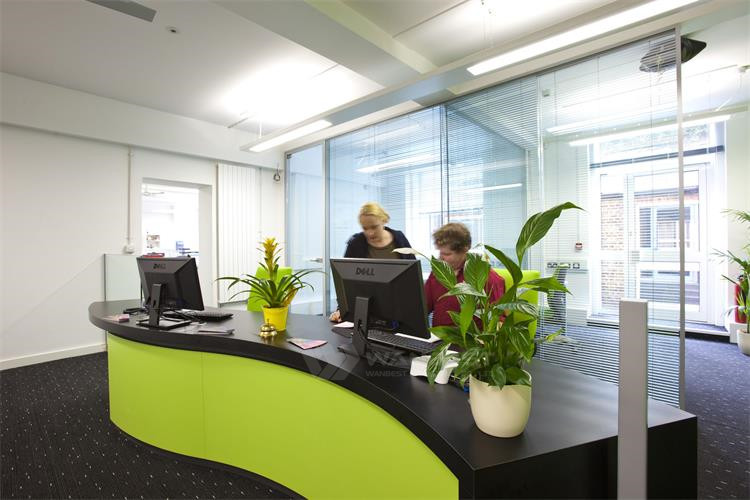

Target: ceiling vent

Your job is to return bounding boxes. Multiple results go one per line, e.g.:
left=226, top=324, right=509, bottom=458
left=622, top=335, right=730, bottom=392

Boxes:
left=640, top=36, right=706, bottom=73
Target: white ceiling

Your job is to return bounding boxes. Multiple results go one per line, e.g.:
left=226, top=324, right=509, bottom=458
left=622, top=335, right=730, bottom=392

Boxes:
left=1, top=0, right=748, bottom=142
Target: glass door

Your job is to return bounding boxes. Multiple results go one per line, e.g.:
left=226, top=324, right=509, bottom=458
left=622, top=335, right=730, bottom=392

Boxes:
left=629, top=167, right=707, bottom=322
left=286, top=144, right=325, bottom=315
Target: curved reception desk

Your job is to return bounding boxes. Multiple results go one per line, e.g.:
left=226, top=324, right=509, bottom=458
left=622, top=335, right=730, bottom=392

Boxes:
left=90, top=301, right=697, bottom=499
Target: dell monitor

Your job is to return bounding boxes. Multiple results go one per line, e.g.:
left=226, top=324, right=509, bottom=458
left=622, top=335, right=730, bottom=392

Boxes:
left=330, top=258, right=430, bottom=357
left=136, top=256, right=204, bottom=329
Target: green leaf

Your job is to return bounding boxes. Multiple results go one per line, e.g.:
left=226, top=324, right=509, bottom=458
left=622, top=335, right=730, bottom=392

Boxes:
left=484, top=245, right=522, bottom=286
left=426, top=343, right=452, bottom=384
left=488, top=364, right=507, bottom=388
left=453, top=347, right=484, bottom=381
left=439, top=282, right=485, bottom=299
left=458, top=296, right=476, bottom=337
left=429, top=325, right=463, bottom=344
left=502, top=301, right=539, bottom=317
left=506, top=367, right=531, bottom=386
left=522, top=275, right=570, bottom=295
left=516, top=202, right=582, bottom=265
left=464, top=253, right=490, bottom=293
left=430, top=256, right=457, bottom=290
left=509, top=329, right=534, bottom=360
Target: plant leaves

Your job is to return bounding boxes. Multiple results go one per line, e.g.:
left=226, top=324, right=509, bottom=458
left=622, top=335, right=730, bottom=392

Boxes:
left=430, top=256, right=457, bottom=290
left=502, top=301, right=539, bottom=317
left=464, top=253, right=490, bottom=293
left=439, top=282, right=485, bottom=299
left=458, top=295, right=476, bottom=337
left=484, top=245, right=522, bottom=286
left=522, top=276, right=570, bottom=295
left=516, top=202, right=582, bottom=265
left=430, top=325, right=463, bottom=345
left=426, top=343, right=452, bottom=384
left=506, top=367, right=531, bottom=386
left=488, top=364, right=507, bottom=388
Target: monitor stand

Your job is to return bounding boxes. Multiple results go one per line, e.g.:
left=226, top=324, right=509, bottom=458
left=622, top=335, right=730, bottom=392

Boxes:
left=337, top=296, right=410, bottom=368
left=137, top=283, right=191, bottom=331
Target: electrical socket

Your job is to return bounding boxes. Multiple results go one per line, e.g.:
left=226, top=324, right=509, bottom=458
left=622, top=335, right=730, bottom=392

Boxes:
left=123, top=243, right=136, bottom=254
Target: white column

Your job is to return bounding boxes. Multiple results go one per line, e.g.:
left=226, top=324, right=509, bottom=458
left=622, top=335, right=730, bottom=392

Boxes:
left=618, top=298, right=648, bottom=499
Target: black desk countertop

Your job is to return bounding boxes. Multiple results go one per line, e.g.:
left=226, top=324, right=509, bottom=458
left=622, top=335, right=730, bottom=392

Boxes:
left=90, top=300, right=696, bottom=498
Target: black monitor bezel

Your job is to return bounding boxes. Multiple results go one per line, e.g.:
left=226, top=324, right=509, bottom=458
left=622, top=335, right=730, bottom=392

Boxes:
left=330, top=257, right=430, bottom=340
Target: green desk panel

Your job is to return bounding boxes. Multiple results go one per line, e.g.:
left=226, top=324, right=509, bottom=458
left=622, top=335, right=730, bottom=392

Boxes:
left=202, top=352, right=457, bottom=499
left=107, top=334, right=205, bottom=458
left=107, top=334, right=457, bottom=499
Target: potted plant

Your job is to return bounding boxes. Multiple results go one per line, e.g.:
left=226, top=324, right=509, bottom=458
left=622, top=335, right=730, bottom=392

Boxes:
left=217, top=238, right=318, bottom=332
left=716, top=209, right=750, bottom=355
left=422, top=202, right=580, bottom=437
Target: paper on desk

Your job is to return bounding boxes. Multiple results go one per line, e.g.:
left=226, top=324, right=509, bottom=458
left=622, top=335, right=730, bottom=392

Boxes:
left=336, top=321, right=354, bottom=328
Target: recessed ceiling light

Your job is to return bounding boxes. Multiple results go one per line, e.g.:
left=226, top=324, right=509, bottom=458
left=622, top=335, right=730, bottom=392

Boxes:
left=165, top=26, right=180, bottom=34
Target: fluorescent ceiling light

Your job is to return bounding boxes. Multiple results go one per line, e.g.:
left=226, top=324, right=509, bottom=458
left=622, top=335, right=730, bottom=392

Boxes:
left=356, top=154, right=436, bottom=174
left=467, top=0, right=700, bottom=76
left=568, top=114, right=730, bottom=146
left=465, top=183, right=523, bottom=193
left=249, top=120, right=332, bottom=152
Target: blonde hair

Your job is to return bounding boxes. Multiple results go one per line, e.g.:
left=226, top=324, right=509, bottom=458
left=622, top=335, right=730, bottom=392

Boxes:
left=358, top=202, right=390, bottom=224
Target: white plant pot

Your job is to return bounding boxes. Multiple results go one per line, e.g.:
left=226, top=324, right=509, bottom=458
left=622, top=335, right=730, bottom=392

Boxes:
left=737, top=329, right=750, bottom=356
left=469, top=375, right=532, bottom=438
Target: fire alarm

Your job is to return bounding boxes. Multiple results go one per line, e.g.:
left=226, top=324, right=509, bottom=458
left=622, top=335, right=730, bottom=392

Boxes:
left=575, top=242, right=583, bottom=251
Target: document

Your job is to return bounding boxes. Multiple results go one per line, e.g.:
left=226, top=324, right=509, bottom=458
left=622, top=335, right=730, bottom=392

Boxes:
left=287, top=338, right=327, bottom=350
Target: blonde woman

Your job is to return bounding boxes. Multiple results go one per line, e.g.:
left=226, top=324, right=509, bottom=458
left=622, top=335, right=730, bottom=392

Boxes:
left=343, top=202, right=415, bottom=259
left=330, top=202, right=414, bottom=322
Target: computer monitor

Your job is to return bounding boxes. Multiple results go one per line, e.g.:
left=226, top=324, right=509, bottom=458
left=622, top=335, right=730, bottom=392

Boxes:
left=136, top=256, right=204, bottom=329
left=330, top=258, right=430, bottom=357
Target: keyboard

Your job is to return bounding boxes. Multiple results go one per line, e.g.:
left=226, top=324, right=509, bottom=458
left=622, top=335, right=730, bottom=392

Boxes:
left=181, top=310, right=234, bottom=322
left=367, top=329, right=441, bottom=355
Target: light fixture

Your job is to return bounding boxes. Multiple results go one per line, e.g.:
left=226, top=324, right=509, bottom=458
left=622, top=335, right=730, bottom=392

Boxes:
left=568, top=114, right=730, bottom=146
left=247, top=120, right=332, bottom=153
left=467, top=0, right=701, bottom=76
left=355, top=153, right=436, bottom=174
left=461, top=182, right=523, bottom=194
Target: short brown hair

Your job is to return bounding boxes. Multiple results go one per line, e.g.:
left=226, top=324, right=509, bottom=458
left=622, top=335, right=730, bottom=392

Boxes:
left=433, top=222, right=471, bottom=252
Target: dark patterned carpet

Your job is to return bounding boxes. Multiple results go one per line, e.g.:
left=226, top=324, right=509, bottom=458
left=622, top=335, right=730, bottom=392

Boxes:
left=685, top=338, right=750, bottom=499
left=0, top=353, right=290, bottom=499
left=0, top=339, right=747, bottom=499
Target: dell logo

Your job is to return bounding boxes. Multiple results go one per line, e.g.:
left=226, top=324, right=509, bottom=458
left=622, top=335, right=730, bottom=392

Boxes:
left=355, top=267, right=374, bottom=276
left=152, top=263, right=167, bottom=270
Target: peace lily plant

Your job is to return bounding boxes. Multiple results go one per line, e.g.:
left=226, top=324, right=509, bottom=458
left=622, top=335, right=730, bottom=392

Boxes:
left=398, top=202, right=581, bottom=437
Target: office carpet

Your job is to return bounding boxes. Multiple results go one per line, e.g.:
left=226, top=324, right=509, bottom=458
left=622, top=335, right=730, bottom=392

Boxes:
left=685, top=338, right=750, bottom=500
left=0, top=353, right=291, bottom=499
left=0, top=340, right=747, bottom=499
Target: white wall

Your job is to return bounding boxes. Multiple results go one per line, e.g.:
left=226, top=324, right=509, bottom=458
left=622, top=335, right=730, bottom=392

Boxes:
left=1, top=127, right=285, bottom=369
left=0, top=73, right=287, bottom=368
left=1, top=126, right=127, bottom=367
left=724, top=110, right=750, bottom=325
left=0, top=72, right=282, bottom=168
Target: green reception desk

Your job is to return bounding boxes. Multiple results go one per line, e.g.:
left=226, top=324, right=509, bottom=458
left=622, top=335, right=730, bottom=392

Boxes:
left=90, top=301, right=697, bottom=499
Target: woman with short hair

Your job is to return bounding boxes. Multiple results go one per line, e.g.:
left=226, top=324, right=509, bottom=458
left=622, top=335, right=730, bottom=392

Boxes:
left=425, top=222, right=505, bottom=327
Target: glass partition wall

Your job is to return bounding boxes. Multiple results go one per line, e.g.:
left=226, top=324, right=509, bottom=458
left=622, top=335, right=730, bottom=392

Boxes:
left=296, top=31, right=694, bottom=406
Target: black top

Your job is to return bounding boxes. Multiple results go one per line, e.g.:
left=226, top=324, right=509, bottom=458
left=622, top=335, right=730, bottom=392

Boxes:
left=90, top=301, right=695, bottom=498
left=343, top=227, right=415, bottom=259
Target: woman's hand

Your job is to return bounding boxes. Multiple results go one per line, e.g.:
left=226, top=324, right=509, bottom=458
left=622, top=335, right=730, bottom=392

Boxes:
left=329, top=310, right=341, bottom=322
